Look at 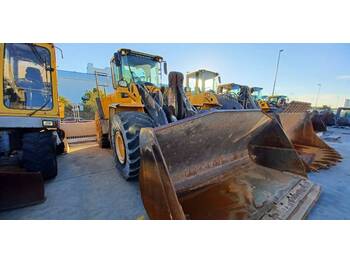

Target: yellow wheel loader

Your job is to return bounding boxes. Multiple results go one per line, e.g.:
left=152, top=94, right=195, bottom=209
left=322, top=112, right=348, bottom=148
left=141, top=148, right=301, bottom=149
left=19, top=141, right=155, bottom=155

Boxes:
left=186, top=69, right=341, bottom=172
left=185, top=69, right=221, bottom=110
left=185, top=70, right=255, bottom=110
left=0, top=43, right=64, bottom=210
left=96, top=48, right=320, bottom=219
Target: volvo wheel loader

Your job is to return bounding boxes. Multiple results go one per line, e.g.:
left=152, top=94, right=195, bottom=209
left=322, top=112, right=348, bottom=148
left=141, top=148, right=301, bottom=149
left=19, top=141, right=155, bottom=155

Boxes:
left=0, top=43, right=64, bottom=210
left=185, top=69, right=222, bottom=110
left=185, top=69, right=341, bottom=172
left=184, top=70, right=267, bottom=111
left=95, top=48, right=320, bottom=219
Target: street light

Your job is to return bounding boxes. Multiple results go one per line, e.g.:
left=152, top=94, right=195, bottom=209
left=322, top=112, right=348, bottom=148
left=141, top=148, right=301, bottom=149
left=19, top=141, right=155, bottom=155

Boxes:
left=272, top=49, right=284, bottom=96
left=315, top=83, right=322, bottom=108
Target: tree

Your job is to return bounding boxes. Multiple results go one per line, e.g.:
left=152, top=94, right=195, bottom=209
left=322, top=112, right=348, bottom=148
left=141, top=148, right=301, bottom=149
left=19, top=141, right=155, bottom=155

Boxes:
left=59, top=95, right=73, bottom=118
left=80, top=87, right=102, bottom=120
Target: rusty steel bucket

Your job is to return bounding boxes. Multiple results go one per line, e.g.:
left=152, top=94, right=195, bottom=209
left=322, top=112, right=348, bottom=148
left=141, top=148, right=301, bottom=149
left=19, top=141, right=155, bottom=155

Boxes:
left=0, top=171, right=45, bottom=211
left=139, top=110, right=320, bottom=220
left=278, top=112, right=342, bottom=171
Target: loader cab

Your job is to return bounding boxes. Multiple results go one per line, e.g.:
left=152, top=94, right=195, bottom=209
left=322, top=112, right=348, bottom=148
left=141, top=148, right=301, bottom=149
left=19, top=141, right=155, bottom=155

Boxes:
left=110, top=49, right=167, bottom=89
left=185, top=69, right=221, bottom=94
left=268, top=95, right=289, bottom=107
left=251, top=87, right=263, bottom=100
left=0, top=43, right=59, bottom=121
left=217, top=82, right=247, bottom=96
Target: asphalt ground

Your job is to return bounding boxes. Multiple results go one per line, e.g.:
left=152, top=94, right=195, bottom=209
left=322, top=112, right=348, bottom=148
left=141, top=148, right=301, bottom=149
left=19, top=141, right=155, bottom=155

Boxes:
left=1, top=127, right=349, bottom=220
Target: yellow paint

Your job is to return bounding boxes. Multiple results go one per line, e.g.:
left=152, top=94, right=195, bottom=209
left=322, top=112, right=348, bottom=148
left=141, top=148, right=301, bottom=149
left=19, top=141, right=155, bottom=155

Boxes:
left=98, top=83, right=145, bottom=120
left=187, top=92, right=220, bottom=110
left=0, top=43, right=60, bottom=119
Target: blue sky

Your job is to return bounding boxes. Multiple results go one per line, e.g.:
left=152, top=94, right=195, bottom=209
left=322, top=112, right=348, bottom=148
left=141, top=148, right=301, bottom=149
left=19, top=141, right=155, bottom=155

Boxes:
left=56, top=44, right=350, bottom=107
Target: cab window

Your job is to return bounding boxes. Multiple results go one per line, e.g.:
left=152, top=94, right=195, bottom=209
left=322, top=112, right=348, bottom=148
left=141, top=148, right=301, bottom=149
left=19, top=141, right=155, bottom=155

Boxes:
left=3, top=43, right=53, bottom=110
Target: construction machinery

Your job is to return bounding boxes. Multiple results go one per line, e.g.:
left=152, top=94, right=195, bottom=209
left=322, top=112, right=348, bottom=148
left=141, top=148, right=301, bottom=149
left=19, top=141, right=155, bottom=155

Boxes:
left=335, top=107, right=350, bottom=127
left=185, top=70, right=341, bottom=172
left=0, top=43, right=63, bottom=210
left=260, top=95, right=289, bottom=112
left=95, top=48, right=321, bottom=219
left=185, top=69, right=221, bottom=110
left=184, top=70, right=269, bottom=111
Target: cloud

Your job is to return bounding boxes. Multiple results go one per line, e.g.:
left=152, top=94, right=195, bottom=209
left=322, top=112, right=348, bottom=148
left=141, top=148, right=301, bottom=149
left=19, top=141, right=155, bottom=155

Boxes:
left=336, top=75, right=350, bottom=80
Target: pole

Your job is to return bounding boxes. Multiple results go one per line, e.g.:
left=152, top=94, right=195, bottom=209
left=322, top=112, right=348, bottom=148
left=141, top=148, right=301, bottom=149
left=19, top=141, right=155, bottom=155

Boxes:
left=272, top=49, right=284, bottom=96
left=315, top=83, right=321, bottom=108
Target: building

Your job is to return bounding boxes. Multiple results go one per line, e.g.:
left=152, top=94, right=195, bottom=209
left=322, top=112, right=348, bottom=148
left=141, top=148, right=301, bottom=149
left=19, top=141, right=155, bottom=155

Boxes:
left=57, top=63, right=113, bottom=103
left=344, top=99, right=350, bottom=107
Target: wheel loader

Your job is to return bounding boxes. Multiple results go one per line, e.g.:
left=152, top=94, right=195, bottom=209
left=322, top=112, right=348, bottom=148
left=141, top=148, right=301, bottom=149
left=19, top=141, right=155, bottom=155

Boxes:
left=96, top=48, right=321, bottom=219
left=217, top=83, right=342, bottom=171
left=184, top=69, right=268, bottom=111
left=0, top=43, right=64, bottom=210
left=184, top=69, right=221, bottom=110
left=185, top=69, right=341, bottom=172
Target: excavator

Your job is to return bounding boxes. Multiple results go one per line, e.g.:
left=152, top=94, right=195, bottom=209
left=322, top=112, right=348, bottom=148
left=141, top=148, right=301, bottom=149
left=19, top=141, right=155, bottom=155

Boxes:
left=0, top=43, right=64, bottom=210
left=95, top=48, right=321, bottom=219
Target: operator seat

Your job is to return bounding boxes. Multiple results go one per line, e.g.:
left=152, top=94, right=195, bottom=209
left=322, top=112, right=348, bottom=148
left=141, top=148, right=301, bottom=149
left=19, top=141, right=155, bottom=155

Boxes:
left=23, top=67, right=46, bottom=108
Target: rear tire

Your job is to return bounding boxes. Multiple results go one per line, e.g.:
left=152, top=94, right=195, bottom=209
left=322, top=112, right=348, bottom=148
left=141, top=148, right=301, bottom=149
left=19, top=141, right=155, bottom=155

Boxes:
left=96, top=115, right=110, bottom=148
left=22, top=131, right=58, bottom=180
left=110, top=111, right=154, bottom=180
left=56, top=129, right=65, bottom=155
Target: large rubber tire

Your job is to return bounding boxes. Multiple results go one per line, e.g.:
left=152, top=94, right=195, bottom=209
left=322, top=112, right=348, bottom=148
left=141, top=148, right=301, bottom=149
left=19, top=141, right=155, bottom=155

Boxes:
left=96, top=116, right=110, bottom=148
left=56, top=129, right=65, bottom=155
left=22, top=131, right=58, bottom=180
left=110, top=111, right=154, bottom=180
left=217, top=94, right=243, bottom=110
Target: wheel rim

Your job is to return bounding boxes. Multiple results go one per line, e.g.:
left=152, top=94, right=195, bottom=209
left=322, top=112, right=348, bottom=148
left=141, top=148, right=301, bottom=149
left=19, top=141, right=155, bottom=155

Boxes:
left=115, top=131, right=126, bottom=164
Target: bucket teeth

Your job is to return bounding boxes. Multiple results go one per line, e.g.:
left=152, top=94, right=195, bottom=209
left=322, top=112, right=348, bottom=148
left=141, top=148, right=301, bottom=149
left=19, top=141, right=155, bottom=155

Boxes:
left=278, top=112, right=342, bottom=172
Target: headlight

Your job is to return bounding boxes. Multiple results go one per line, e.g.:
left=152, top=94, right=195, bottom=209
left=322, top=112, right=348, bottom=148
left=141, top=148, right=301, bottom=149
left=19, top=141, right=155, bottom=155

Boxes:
left=42, top=120, right=54, bottom=127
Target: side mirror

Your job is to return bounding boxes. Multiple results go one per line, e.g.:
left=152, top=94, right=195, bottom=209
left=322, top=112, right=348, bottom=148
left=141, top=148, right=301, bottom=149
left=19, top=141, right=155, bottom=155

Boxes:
left=163, top=62, right=168, bottom=75
left=118, top=80, right=128, bottom=87
left=218, top=76, right=221, bottom=84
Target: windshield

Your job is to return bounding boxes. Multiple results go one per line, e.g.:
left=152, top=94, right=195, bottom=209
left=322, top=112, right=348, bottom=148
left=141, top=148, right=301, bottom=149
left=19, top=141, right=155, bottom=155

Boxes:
left=187, top=73, right=220, bottom=93
left=3, top=43, right=53, bottom=110
left=269, top=96, right=288, bottom=104
left=120, top=54, right=161, bottom=86
left=251, top=88, right=263, bottom=100
left=340, top=109, right=350, bottom=119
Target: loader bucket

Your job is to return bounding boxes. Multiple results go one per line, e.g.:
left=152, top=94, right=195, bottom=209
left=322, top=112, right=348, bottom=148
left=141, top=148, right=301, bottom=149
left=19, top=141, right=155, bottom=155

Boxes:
left=0, top=171, right=45, bottom=211
left=278, top=112, right=342, bottom=171
left=139, top=110, right=320, bottom=220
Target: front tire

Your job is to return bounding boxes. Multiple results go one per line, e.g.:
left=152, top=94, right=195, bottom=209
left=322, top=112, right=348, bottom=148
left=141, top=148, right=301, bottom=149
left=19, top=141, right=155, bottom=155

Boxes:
left=22, top=131, right=58, bottom=180
left=110, top=111, right=154, bottom=180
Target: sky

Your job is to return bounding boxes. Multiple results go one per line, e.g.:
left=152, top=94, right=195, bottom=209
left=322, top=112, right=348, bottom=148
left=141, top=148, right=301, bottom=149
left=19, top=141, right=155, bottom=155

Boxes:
left=56, top=44, right=350, bottom=107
